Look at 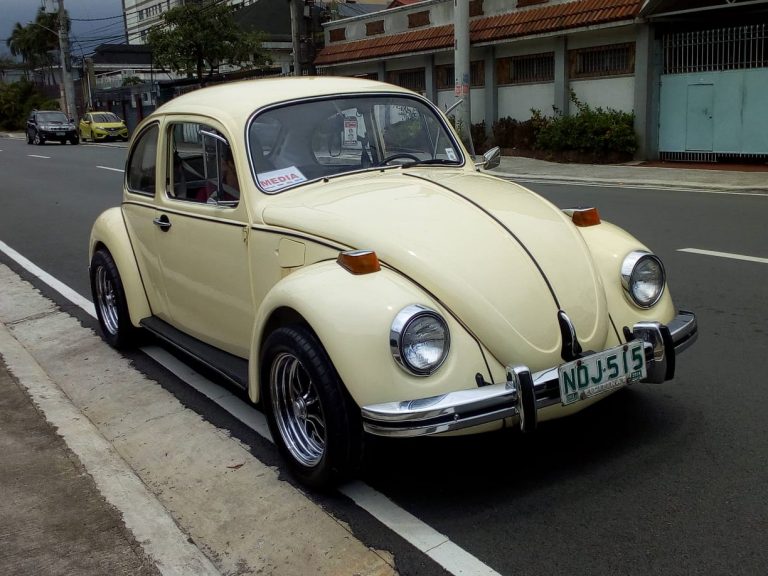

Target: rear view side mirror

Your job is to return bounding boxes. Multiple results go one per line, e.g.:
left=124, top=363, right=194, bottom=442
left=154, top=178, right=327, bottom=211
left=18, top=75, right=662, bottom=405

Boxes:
left=477, top=146, right=501, bottom=170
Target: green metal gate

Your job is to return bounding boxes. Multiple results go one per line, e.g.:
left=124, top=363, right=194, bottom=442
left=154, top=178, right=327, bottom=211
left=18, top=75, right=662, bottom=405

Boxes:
left=659, top=24, right=768, bottom=161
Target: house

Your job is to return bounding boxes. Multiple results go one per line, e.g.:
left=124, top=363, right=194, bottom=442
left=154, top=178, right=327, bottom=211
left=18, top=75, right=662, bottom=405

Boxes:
left=314, top=0, right=768, bottom=161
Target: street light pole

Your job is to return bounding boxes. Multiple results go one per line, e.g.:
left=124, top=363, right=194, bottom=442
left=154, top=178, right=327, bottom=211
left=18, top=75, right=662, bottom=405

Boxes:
left=57, top=0, right=77, bottom=118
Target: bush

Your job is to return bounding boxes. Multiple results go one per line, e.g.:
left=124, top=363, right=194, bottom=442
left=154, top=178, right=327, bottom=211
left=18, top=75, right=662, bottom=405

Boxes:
left=533, top=92, right=638, bottom=157
left=490, top=116, right=538, bottom=150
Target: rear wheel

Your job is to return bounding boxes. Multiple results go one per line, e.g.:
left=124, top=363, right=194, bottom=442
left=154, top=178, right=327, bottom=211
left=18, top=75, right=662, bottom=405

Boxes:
left=89, top=249, right=138, bottom=348
left=261, top=326, right=363, bottom=488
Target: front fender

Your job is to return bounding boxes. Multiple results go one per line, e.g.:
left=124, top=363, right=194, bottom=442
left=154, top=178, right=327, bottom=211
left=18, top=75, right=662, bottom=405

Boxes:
left=576, top=220, right=676, bottom=334
left=89, top=207, right=151, bottom=327
left=248, top=261, right=494, bottom=407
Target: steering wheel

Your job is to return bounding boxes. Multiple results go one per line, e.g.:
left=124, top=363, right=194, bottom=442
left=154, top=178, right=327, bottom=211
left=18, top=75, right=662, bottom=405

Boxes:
left=378, top=153, right=421, bottom=166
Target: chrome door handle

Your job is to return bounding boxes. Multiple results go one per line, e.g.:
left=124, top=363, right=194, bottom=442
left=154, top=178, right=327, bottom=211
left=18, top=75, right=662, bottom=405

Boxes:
left=153, top=215, right=172, bottom=231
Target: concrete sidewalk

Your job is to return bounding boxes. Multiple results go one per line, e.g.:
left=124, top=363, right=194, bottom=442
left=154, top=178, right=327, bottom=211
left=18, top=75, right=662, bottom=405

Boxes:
left=491, top=154, right=768, bottom=192
left=0, top=263, right=397, bottom=576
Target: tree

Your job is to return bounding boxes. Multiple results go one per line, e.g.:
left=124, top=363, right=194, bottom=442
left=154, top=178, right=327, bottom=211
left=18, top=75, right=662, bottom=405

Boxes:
left=6, top=9, right=65, bottom=82
left=147, top=1, right=268, bottom=82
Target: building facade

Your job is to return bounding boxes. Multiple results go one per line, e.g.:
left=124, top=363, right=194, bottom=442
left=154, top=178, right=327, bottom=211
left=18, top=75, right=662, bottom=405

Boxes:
left=315, top=0, right=768, bottom=161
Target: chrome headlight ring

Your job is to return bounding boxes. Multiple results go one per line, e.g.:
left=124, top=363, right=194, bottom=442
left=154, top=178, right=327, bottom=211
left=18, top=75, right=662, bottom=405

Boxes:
left=390, top=304, right=450, bottom=376
left=621, top=250, right=666, bottom=308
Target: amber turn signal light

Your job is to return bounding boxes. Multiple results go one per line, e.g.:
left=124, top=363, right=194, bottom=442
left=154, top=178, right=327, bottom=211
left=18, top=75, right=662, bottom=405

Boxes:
left=337, top=250, right=381, bottom=275
left=571, top=207, right=601, bottom=227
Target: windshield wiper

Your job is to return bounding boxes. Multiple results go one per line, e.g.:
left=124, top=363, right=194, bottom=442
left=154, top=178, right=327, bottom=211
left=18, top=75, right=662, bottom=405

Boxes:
left=401, top=158, right=460, bottom=168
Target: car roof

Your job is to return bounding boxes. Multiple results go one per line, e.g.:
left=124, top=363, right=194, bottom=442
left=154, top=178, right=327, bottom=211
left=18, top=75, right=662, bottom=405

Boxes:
left=152, top=76, right=414, bottom=124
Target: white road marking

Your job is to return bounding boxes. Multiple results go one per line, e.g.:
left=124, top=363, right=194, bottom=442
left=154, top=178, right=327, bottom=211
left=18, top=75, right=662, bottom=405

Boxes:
left=678, top=248, right=768, bottom=264
left=97, top=165, right=125, bottom=173
left=0, top=240, right=502, bottom=576
left=0, top=240, right=96, bottom=317
left=28, top=154, right=51, bottom=159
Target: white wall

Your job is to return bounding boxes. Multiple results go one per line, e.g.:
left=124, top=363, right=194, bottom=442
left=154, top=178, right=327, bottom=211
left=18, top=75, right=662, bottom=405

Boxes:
left=570, top=77, right=635, bottom=114
left=499, top=84, right=555, bottom=121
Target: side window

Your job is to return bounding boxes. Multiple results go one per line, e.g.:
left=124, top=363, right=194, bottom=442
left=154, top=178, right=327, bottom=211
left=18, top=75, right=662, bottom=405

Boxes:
left=126, top=124, right=159, bottom=195
left=168, top=122, right=239, bottom=206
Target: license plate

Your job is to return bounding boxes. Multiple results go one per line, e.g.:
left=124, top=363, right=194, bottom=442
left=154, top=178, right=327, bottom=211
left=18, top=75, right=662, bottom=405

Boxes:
left=558, top=340, right=646, bottom=406
left=56, top=132, right=65, bottom=136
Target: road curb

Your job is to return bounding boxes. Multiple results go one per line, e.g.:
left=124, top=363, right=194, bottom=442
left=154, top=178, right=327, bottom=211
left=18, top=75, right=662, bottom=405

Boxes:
left=0, top=320, right=222, bottom=576
left=0, top=263, right=398, bottom=576
left=490, top=170, right=768, bottom=194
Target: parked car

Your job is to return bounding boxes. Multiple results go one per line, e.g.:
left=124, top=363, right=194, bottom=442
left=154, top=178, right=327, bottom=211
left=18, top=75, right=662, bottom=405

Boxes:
left=89, top=77, right=698, bottom=487
left=79, top=111, right=130, bottom=142
left=26, top=110, right=78, bottom=145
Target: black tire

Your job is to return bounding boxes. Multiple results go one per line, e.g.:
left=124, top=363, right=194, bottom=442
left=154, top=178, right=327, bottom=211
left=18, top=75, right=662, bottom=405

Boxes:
left=26, top=131, right=33, bottom=145
left=70, top=136, right=79, bottom=145
left=89, top=249, right=138, bottom=349
left=261, top=326, right=363, bottom=488
left=33, top=131, right=44, bottom=145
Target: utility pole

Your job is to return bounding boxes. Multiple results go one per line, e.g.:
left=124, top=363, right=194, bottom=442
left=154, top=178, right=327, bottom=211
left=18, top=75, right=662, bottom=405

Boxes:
left=57, top=0, right=77, bottom=118
left=454, top=0, right=472, bottom=154
left=289, top=0, right=302, bottom=76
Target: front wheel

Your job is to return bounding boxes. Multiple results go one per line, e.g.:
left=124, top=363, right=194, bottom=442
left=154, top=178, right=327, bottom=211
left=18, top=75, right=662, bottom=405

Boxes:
left=33, top=132, right=44, bottom=145
left=89, top=249, right=138, bottom=348
left=261, top=326, right=363, bottom=488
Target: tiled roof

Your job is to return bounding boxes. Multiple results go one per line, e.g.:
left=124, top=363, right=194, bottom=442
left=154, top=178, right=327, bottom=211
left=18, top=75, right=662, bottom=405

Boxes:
left=315, top=0, right=644, bottom=66
left=473, top=0, right=643, bottom=42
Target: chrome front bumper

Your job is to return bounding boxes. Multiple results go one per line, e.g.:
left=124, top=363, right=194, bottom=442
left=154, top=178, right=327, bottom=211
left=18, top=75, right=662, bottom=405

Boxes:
left=362, top=311, right=697, bottom=438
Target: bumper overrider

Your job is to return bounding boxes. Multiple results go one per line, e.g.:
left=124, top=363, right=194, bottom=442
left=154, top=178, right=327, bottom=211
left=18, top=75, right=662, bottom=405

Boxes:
left=362, top=310, right=697, bottom=437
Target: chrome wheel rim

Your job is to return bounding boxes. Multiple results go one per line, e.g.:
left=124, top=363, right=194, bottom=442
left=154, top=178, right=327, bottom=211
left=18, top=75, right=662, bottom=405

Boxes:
left=270, top=352, right=326, bottom=467
left=94, top=266, right=119, bottom=336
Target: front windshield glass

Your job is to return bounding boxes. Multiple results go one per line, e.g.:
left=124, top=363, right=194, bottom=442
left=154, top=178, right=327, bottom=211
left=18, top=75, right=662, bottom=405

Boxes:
left=39, top=112, right=68, bottom=124
left=248, top=95, right=463, bottom=193
left=93, top=112, right=120, bottom=123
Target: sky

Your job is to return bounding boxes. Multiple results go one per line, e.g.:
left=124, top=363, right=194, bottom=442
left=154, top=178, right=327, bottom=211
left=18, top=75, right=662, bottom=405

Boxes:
left=1, top=0, right=125, bottom=58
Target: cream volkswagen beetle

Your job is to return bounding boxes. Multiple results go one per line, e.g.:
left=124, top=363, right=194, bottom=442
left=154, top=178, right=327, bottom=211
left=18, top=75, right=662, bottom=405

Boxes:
left=89, top=77, right=697, bottom=487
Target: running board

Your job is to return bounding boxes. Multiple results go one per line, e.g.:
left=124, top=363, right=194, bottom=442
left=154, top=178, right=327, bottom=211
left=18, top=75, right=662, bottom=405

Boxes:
left=140, top=317, right=249, bottom=391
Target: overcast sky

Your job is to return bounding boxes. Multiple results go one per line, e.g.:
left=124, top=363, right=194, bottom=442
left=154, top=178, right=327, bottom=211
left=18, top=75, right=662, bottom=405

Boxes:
left=1, top=0, right=125, bottom=57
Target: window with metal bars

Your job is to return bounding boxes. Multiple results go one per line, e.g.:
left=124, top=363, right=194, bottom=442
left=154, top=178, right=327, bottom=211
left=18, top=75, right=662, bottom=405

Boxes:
left=435, top=61, right=485, bottom=89
left=663, top=24, right=768, bottom=74
left=569, top=43, right=634, bottom=79
left=496, top=52, right=554, bottom=85
left=387, top=69, right=426, bottom=93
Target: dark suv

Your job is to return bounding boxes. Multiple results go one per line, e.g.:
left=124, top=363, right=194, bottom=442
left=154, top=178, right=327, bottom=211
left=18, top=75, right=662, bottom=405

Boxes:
left=27, top=110, right=79, bottom=145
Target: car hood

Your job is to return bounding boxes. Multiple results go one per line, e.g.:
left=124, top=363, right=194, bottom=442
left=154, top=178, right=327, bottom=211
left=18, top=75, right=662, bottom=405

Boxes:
left=261, top=169, right=609, bottom=370
left=92, top=122, right=126, bottom=129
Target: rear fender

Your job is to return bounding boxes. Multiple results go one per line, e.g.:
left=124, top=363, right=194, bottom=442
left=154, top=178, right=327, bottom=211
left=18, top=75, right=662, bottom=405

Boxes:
left=89, top=207, right=151, bottom=327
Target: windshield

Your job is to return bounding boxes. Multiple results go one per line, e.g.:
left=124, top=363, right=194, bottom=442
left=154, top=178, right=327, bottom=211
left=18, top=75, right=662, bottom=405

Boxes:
left=248, top=94, right=463, bottom=193
left=93, top=112, right=120, bottom=123
left=39, top=112, right=68, bottom=124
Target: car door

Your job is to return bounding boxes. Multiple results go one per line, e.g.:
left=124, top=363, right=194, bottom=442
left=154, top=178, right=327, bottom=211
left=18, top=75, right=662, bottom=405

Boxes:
left=152, top=119, right=254, bottom=358
left=122, top=122, right=171, bottom=320
left=80, top=113, right=91, bottom=139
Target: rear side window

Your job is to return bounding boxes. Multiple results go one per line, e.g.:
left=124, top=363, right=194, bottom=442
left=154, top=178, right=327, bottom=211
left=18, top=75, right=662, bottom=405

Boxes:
left=127, top=124, right=159, bottom=196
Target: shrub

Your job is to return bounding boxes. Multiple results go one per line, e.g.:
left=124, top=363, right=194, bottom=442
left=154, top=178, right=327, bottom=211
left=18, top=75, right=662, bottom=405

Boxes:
left=533, top=92, right=638, bottom=157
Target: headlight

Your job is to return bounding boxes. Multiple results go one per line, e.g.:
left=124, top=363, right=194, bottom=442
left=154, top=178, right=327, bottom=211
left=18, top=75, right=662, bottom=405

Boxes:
left=621, top=251, right=665, bottom=308
left=390, top=304, right=450, bottom=376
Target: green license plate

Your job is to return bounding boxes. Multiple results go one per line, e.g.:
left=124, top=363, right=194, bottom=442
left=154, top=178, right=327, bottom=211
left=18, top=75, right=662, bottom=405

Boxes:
left=558, top=340, right=646, bottom=406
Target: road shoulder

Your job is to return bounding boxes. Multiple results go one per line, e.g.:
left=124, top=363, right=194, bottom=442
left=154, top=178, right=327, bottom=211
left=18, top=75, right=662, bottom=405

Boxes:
left=0, top=263, right=397, bottom=576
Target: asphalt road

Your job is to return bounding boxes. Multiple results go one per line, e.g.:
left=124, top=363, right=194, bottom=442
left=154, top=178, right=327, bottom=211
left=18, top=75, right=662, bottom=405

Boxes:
left=1, top=137, right=766, bottom=575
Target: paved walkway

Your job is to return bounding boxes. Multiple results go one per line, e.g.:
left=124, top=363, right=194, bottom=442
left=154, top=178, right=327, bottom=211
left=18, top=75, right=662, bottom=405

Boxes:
left=491, top=154, right=768, bottom=192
